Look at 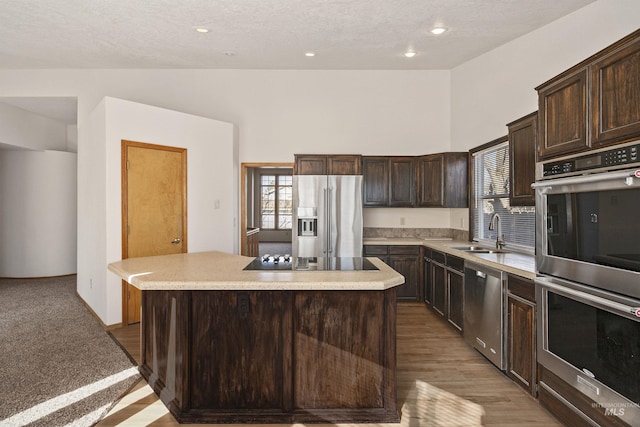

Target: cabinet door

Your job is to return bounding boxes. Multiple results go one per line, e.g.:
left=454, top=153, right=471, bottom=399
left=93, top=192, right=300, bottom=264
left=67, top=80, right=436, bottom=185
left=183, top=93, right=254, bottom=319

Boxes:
left=508, top=112, right=537, bottom=206
left=388, top=157, right=415, bottom=207
left=507, top=293, right=536, bottom=396
left=294, top=155, right=327, bottom=175
left=537, top=68, right=589, bottom=160
left=362, top=157, right=389, bottom=207
left=447, top=271, right=464, bottom=333
left=417, top=154, right=443, bottom=207
left=328, top=155, right=362, bottom=175
left=431, top=262, right=446, bottom=317
left=590, top=35, right=640, bottom=148
left=423, top=256, right=432, bottom=305
left=389, top=255, right=419, bottom=301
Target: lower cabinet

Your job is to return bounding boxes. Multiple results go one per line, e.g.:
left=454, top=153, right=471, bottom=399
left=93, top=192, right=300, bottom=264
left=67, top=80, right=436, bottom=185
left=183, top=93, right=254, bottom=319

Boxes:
left=506, top=274, right=537, bottom=396
left=425, top=249, right=464, bottom=334
left=364, top=244, right=422, bottom=302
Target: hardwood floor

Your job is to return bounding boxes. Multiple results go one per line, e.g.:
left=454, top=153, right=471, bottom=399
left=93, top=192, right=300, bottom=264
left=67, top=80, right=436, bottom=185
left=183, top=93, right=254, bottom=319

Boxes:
left=100, top=303, right=561, bottom=426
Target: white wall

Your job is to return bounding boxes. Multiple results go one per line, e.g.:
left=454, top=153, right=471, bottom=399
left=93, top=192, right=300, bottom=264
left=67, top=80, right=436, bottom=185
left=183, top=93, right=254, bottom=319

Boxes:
left=78, top=97, right=235, bottom=325
left=451, top=0, right=640, bottom=150
left=0, top=102, right=69, bottom=151
left=0, top=150, right=77, bottom=277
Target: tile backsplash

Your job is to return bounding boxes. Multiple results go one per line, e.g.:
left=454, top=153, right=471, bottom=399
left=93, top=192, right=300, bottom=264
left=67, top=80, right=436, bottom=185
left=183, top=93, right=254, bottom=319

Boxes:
left=364, top=227, right=469, bottom=242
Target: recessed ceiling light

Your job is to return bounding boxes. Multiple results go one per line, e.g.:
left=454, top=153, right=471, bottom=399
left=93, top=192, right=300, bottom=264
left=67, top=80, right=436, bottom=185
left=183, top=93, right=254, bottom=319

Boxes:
left=305, top=52, right=316, bottom=57
left=404, top=51, right=416, bottom=58
left=224, top=51, right=235, bottom=57
left=431, top=27, right=447, bottom=35
left=195, top=27, right=209, bottom=33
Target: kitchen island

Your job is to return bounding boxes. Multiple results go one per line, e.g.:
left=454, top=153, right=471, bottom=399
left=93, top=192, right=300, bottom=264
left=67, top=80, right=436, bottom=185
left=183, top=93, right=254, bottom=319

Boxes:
left=108, top=251, right=404, bottom=424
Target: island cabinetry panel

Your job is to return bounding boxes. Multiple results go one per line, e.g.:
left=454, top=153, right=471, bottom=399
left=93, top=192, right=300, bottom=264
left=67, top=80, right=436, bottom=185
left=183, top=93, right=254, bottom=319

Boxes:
left=294, top=154, right=361, bottom=175
left=506, top=275, right=537, bottom=397
left=294, top=291, right=388, bottom=409
left=416, top=153, right=468, bottom=208
left=508, top=112, right=537, bottom=206
left=139, top=288, right=399, bottom=424
left=423, top=248, right=433, bottom=305
left=363, top=244, right=421, bottom=301
left=190, top=291, right=291, bottom=411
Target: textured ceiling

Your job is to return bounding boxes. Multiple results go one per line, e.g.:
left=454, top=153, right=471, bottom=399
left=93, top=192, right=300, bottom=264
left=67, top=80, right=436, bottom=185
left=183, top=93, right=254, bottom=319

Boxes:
left=0, top=0, right=596, bottom=70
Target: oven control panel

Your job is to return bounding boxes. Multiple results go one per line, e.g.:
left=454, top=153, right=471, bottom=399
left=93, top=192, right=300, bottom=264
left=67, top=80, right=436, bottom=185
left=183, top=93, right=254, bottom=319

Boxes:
left=542, top=143, right=640, bottom=177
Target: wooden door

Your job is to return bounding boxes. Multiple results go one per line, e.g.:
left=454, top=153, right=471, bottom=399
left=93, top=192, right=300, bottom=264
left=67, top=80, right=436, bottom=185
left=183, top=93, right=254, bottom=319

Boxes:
left=122, top=140, right=187, bottom=324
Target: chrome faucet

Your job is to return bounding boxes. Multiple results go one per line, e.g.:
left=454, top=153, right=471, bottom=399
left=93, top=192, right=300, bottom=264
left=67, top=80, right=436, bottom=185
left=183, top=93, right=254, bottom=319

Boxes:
left=489, top=213, right=505, bottom=250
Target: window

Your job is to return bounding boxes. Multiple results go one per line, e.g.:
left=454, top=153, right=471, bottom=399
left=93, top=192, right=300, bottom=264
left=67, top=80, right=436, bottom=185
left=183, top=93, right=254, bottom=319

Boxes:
left=471, top=139, right=535, bottom=250
left=260, top=174, right=292, bottom=230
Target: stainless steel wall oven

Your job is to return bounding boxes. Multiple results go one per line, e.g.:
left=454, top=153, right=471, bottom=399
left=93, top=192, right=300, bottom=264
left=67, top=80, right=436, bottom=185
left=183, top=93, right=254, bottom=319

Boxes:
left=534, top=142, right=640, bottom=425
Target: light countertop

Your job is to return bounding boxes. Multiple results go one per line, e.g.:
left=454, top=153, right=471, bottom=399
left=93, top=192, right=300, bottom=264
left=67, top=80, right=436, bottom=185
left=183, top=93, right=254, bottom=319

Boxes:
left=363, top=237, right=536, bottom=280
left=108, top=250, right=405, bottom=291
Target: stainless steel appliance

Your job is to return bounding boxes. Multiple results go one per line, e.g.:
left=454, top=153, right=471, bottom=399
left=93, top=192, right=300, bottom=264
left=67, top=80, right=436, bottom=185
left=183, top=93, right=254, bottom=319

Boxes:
left=536, top=276, right=640, bottom=424
left=464, top=261, right=506, bottom=370
left=534, top=141, right=640, bottom=425
left=533, top=142, right=640, bottom=299
left=243, top=254, right=378, bottom=271
left=292, top=175, right=363, bottom=259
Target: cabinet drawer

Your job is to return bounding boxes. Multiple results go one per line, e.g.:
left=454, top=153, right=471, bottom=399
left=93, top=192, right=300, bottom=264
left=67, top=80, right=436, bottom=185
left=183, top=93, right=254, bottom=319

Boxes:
left=363, top=245, right=388, bottom=256
left=431, top=250, right=446, bottom=264
left=446, top=255, right=464, bottom=273
left=508, top=275, right=535, bottom=303
left=389, top=245, right=419, bottom=255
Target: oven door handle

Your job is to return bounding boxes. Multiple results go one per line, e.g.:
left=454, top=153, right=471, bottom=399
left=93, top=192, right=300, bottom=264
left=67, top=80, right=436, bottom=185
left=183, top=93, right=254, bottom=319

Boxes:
left=532, top=169, right=636, bottom=188
left=538, top=279, right=640, bottom=319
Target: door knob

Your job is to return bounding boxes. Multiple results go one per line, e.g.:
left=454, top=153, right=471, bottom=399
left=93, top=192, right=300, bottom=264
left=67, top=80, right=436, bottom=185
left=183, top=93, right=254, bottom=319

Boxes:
left=171, top=238, right=182, bottom=244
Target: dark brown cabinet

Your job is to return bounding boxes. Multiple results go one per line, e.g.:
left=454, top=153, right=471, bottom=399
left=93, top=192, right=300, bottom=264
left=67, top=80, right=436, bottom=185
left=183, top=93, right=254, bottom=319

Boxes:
left=506, top=274, right=536, bottom=397
left=537, top=68, right=589, bottom=160
left=416, top=153, right=468, bottom=208
left=423, top=248, right=433, bottom=305
left=294, top=154, right=361, bottom=175
left=364, top=244, right=421, bottom=301
left=362, top=157, right=415, bottom=207
left=508, top=112, right=537, bottom=206
left=388, top=157, right=416, bottom=207
left=362, top=157, right=389, bottom=206
left=590, top=34, right=640, bottom=148
left=537, top=29, right=640, bottom=160
left=427, top=250, right=463, bottom=334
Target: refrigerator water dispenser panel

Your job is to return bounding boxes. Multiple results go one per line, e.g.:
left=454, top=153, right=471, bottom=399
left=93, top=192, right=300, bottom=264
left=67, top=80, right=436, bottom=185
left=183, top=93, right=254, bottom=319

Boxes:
left=297, top=207, right=318, bottom=237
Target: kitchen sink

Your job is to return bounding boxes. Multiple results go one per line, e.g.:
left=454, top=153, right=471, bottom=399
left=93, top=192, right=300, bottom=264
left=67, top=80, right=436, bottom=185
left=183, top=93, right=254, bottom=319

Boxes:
left=450, top=245, right=503, bottom=254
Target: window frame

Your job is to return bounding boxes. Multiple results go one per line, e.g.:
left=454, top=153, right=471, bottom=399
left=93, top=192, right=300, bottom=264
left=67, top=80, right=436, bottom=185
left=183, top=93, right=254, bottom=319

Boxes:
left=469, top=136, right=535, bottom=254
left=258, top=171, right=292, bottom=231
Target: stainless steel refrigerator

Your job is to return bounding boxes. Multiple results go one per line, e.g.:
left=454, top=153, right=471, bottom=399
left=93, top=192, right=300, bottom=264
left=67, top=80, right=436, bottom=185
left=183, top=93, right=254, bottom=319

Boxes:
left=292, top=175, right=363, bottom=258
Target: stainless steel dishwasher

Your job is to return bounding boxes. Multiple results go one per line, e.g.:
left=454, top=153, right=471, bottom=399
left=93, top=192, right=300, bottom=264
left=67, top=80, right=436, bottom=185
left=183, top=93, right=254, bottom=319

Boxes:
left=463, top=261, right=506, bottom=370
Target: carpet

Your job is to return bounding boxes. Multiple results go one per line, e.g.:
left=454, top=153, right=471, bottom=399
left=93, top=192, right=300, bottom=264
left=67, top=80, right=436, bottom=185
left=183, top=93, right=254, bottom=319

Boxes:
left=0, top=275, right=140, bottom=427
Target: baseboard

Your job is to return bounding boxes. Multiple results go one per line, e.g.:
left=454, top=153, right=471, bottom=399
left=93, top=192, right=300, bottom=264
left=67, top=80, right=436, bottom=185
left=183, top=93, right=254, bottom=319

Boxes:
left=76, top=290, right=123, bottom=330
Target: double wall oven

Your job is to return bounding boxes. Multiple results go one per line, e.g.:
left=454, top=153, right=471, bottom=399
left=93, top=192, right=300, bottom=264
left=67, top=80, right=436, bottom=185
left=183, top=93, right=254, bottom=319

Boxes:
left=534, top=141, right=640, bottom=426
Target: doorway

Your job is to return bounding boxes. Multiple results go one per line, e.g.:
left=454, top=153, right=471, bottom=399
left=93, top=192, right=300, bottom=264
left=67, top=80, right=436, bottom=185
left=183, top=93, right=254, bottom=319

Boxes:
left=240, top=163, right=293, bottom=257
left=121, top=140, right=187, bottom=325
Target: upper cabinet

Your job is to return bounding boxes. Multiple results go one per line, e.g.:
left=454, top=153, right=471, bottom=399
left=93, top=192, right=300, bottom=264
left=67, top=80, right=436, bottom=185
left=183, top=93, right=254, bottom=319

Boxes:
left=537, top=69, right=589, bottom=160
left=416, top=153, right=468, bottom=208
left=388, top=157, right=416, bottom=207
left=362, top=157, right=389, bottom=206
left=362, top=156, right=415, bottom=207
left=294, top=154, right=361, bottom=175
left=590, top=35, right=640, bottom=148
left=508, top=112, right=537, bottom=206
left=537, top=29, right=640, bottom=161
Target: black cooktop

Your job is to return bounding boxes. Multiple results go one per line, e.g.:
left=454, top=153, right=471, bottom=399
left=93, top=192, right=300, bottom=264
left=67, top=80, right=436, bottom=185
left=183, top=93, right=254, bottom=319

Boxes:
left=243, top=255, right=379, bottom=271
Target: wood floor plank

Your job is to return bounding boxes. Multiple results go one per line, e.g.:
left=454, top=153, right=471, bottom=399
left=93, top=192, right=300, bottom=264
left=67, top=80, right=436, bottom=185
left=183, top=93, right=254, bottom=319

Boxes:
left=100, top=303, right=562, bottom=426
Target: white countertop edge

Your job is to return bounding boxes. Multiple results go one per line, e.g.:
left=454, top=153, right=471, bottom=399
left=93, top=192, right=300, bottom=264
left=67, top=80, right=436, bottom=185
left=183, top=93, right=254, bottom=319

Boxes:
left=108, top=251, right=405, bottom=291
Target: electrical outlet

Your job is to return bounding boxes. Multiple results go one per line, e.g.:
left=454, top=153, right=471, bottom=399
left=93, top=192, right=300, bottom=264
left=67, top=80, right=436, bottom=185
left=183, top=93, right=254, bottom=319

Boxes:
left=400, top=217, right=406, bottom=225
left=90, top=278, right=93, bottom=289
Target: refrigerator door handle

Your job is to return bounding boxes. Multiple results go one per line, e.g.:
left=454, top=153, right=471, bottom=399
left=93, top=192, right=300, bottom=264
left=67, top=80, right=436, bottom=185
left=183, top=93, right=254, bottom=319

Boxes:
left=326, top=187, right=332, bottom=255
